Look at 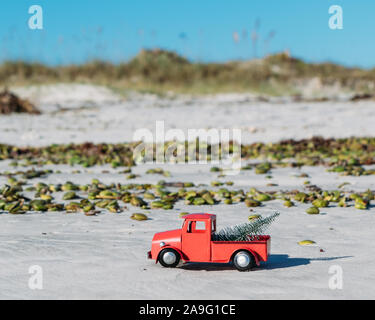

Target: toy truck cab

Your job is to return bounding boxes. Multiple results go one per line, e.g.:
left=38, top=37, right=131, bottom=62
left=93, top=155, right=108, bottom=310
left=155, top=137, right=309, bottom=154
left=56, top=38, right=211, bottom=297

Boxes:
left=148, top=213, right=271, bottom=271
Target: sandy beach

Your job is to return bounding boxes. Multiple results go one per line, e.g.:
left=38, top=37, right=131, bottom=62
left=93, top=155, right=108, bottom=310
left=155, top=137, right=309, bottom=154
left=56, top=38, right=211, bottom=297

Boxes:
left=0, top=84, right=374, bottom=299
left=4, top=84, right=375, bottom=146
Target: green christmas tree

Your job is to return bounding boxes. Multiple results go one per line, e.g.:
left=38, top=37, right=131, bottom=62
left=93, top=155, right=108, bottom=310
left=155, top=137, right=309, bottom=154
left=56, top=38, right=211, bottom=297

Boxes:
left=213, top=212, right=280, bottom=241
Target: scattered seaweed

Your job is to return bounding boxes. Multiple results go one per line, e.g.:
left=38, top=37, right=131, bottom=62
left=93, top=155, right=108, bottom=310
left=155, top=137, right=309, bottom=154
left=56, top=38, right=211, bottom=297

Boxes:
left=0, top=137, right=373, bottom=175
left=0, top=175, right=373, bottom=214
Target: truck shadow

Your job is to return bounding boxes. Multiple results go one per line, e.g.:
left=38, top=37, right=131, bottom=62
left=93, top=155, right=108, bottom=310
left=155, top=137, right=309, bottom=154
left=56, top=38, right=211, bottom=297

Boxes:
left=180, top=262, right=235, bottom=271
left=179, top=254, right=352, bottom=271
left=264, top=254, right=353, bottom=270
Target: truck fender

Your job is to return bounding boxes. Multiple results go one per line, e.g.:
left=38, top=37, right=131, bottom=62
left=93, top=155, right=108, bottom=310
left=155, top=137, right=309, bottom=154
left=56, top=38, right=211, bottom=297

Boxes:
left=156, top=246, right=185, bottom=264
left=230, top=249, right=261, bottom=266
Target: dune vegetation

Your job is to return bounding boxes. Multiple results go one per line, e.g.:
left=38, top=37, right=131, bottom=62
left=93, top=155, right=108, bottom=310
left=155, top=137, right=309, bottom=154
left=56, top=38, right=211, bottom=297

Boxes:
left=1, top=49, right=375, bottom=96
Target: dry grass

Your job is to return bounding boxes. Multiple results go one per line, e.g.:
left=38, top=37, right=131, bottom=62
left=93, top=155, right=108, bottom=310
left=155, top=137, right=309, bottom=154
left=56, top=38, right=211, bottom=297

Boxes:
left=1, top=49, right=374, bottom=95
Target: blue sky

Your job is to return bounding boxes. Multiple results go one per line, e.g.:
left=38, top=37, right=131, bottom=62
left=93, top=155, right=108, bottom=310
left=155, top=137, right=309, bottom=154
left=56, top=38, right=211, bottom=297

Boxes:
left=0, top=0, right=373, bottom=67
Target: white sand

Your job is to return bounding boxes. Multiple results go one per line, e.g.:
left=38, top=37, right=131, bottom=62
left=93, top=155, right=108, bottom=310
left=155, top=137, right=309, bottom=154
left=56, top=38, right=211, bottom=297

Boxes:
left=3, top=84, right=375, bottom=146
left=0, top=84, right=374, bottom=299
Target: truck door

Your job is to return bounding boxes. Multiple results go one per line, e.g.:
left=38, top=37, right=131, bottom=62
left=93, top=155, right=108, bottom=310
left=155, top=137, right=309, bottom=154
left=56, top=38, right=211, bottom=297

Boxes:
left=181, top=219, right=211, bottom=262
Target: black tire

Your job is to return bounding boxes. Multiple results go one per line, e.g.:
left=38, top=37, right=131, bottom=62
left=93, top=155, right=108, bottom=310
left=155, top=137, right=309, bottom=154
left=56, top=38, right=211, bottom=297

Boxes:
left=158, top=248, right=180, bottom=268
left=233, top=251, right=255, bottom=272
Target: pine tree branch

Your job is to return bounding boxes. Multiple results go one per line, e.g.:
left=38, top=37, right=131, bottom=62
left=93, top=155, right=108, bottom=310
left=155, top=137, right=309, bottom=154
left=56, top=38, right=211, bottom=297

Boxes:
left=213, top=211, right=280, bottom=241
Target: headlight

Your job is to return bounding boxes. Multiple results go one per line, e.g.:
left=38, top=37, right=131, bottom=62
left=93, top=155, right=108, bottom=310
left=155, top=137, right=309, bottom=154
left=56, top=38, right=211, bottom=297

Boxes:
left=160, top=242, right=166, bottom=247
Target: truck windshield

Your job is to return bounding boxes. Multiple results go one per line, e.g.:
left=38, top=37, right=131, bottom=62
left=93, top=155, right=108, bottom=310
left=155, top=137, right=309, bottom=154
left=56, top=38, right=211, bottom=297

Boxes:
left=187, top=221, right=193, bottom=233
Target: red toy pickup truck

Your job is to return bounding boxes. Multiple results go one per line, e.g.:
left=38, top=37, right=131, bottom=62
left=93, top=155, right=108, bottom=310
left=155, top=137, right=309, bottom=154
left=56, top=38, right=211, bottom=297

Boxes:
left=148, top=213, right=271, bottom=271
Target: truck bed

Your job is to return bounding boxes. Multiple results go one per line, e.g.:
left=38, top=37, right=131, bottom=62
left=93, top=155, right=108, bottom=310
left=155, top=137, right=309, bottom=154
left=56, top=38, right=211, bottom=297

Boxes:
left=210, top=235, right=270, bottom=263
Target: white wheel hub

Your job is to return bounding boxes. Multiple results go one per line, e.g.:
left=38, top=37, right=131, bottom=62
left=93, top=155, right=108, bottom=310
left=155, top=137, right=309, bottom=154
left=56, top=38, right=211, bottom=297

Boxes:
left=163, top=251, right=177, bottom=265
left=236, top=253, right=250, bottom=267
